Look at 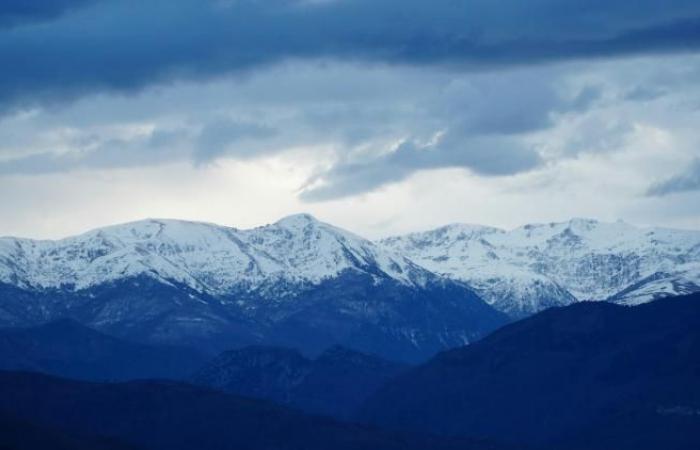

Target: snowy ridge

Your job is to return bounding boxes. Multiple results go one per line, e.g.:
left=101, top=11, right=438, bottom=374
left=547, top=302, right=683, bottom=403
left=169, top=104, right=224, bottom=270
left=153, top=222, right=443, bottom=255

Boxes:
left=380, top=219, right=700, bottom=316
left=2, top=215, right=698, bottom=320
left=0, top=214, right=427, bottom=295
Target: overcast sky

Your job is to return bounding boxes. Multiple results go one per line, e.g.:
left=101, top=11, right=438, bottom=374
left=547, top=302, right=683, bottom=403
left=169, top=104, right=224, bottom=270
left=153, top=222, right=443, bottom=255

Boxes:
left=1, top=0, right=700, bottom=239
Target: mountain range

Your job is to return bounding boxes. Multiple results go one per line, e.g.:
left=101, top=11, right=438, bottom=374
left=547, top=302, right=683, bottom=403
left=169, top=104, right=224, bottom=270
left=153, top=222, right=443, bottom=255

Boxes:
left=1, top=214, right=698, bottom=360
left=0, top=214, right=505, bottom=362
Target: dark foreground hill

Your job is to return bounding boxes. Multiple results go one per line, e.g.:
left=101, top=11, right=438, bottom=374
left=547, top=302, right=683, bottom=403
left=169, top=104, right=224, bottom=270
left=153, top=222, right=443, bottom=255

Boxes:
left=0, top=371, right=512, bottom=450
left=360, top=293, right=700, bottom=449
left=0, top=319, right=207, bottom=381
left=192, top=344, right=408, bottom=419
left=0, top=413, right=138, bottom=450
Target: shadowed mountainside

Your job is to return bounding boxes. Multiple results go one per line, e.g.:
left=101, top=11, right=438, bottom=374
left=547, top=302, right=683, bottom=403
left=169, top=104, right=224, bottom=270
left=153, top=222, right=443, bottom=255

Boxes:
left=361, top=293, right=700, bottom=449
left=0, top=319, right=208, bottom=381
left=0, top=371, right=514, bottom=450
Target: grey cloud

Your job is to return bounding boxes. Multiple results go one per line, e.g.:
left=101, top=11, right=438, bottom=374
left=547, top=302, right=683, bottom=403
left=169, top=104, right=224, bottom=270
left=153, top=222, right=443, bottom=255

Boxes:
left=568, top=85, right=604, bottom=112
left=434, top=78, right=559, bottom=135
left=297, top=68, right=608, bottom=201
left=299, top=133, right=542, bottom=202
left=1, top=54, right=697, bottom=206
left=647, top=158, right=700, bottom=196
left=0, top=151, right=77, bottom=175
left=0, top=61, right=623, bottom=198
left=431, top=72, right=603, bottom=137
left=624, top=85, right=669, bottom=102
left=195, top=119, right=278, bottom=162
left=0, top=117, right=282, bottom=174
left=560, top=118, right=635, bottom=156
left=300, top=105, right=423, bottom=147
left=0, top=130, right=192, bottom=175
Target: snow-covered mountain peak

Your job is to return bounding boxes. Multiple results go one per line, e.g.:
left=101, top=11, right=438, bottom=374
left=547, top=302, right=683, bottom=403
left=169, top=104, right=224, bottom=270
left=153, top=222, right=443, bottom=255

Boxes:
left=267, top=213, right=364, bottom=245
left=380, top=218, right=700, bottom=316
left=380, top=223, right=503, bottom=254
left=81, top=218, right=238, bottom=246
left=565, top=217, right=600, bottom=228
left=0, top=216, right=426, bottom=295
left=247, top=215, right=424, bottom=287
left=270, top=213, right=369, bottom=244
left=273, top=213, right=320, bottom=228
left=421, top=223, right=504, bottom=241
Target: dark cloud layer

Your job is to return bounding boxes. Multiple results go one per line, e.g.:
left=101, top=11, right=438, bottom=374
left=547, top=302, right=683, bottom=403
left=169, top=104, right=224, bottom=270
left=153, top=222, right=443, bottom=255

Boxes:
left=195, top=119, right=278, bottom=162
left=300, top=134, right=542, bottom=201
left=647, top=159, right=700, bottom=196
left=0, top=132, right=191, bottom=175
left=0, top=118, right=282, bottom=174
left=0, top=0, right=100, bottom=28
left=1, top=0, right=700, bottom=110
left=0, top=62, right=594, bottom=198
left=298, top=69, right=604, bottom=201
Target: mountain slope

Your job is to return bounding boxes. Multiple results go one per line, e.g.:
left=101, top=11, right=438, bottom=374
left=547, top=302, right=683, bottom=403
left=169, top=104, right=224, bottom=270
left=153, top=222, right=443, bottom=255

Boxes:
left=0, top=319, right=207, bottom=381
left=0, top=371, right=512, bottom=450
left=360, top=293, right=700, bottom=449
left=192, top=345, right=408, bottom=419
left=380, top=219, right=700, bottom=316
left=0, top=215, right=507, bottom=362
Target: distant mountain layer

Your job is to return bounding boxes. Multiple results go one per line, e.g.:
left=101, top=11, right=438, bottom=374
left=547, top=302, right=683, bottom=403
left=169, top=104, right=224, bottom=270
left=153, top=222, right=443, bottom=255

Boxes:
left=360, top=293, right=700, bottom=450
left=0, top=319, right=207, bottom=381
left=0, top=371, right=511, bottom=450
left=192, top=345, right=408, bottom=419
left=381, top=219, right=700, bottom=317
left=0, top=214, right=507, bottom=362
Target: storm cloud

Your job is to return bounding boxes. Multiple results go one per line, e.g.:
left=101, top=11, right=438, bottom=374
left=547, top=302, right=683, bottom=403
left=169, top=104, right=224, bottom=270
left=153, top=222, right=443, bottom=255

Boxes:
left=2, top=0, right=700, bottom=111
left=647, top=159, right=700, bottom=196
left=0, top=0, right=102, bottom=28
left=299, top=135, right=543, bottom=201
